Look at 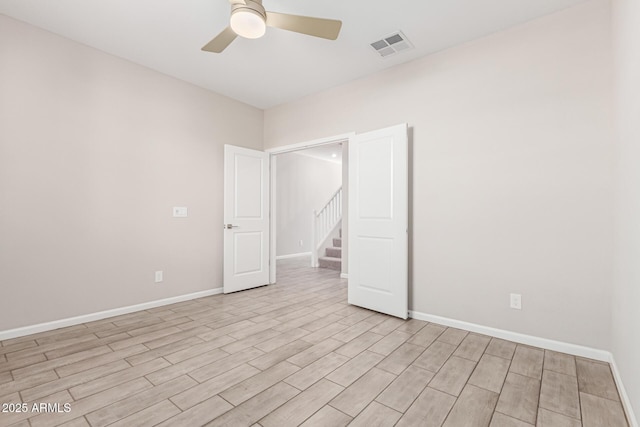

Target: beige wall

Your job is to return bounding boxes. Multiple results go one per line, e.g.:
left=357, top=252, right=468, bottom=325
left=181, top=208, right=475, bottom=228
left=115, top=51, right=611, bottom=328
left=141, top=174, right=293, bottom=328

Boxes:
left=612, top=0, right=640, bottom=418
left=275, top=152, right=341, bottom=257
left=0, top=15, right=263, bottom=330
left=265, top=0, right=614, bottom=349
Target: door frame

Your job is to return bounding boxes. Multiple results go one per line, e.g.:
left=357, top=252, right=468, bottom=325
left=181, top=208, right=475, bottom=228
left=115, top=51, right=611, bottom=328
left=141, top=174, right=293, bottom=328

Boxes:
left=266, top=132, right=355, bottom=284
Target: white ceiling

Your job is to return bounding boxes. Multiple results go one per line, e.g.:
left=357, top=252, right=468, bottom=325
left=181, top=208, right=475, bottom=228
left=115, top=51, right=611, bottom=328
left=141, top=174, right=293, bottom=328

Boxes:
left=0, top=0, right=588, bottom=109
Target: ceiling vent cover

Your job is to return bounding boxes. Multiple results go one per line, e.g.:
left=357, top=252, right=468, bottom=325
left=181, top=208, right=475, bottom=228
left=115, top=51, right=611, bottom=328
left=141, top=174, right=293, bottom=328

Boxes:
left=370, top=31, right=413, bottom=58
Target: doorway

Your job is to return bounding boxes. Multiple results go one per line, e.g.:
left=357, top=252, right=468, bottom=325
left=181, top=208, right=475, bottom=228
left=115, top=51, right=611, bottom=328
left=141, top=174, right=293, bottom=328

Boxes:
left=267, top=134, right=352, bottom=284
left=226, top=124, right=407, bottom=318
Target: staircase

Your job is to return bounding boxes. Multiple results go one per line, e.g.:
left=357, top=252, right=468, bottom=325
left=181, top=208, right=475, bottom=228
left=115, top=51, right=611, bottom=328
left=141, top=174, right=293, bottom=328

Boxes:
left=318, top=229, right=342, bottom=271
left=311, top=187, right=343, bottom=272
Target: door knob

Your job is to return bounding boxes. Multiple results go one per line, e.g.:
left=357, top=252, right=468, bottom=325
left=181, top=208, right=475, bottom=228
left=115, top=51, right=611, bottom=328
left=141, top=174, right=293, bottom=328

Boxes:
left=224, top=224, right=239, bottom=229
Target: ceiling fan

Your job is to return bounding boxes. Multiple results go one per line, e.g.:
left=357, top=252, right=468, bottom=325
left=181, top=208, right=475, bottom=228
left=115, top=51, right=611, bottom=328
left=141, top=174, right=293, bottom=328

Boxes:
left=202, top=0, right=342, bottom=53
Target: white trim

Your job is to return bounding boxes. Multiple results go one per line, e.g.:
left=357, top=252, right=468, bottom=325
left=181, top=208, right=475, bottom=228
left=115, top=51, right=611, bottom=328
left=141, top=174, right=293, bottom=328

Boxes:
left=340, top=273, right=349, bottom=279
left=265, top=133, right=354, bottom=155
left=0, top=288, right=223, bottom=341
left=610, top=355, right=639, bottom=427
left=268, top=132, right=355, bottom=285
left=276, top=252, right=311, bottom=260
left=408, top=310, right=610, bottom=361
left=269, top=155, right=277, bottom=284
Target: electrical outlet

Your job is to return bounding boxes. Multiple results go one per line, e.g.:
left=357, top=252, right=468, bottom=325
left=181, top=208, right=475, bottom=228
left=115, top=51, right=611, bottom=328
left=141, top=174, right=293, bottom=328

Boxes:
left=299, top=240, right=303, bottom=247
left=510, top=293, right=522, bottom=310
left=155, top=271, right=163, bottom=283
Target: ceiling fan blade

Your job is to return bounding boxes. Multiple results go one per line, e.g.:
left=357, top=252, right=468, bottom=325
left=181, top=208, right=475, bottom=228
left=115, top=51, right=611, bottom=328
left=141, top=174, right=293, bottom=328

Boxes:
left=265, top=12, right=342, bottom=40
left=201, top=26, right=238, bottom=53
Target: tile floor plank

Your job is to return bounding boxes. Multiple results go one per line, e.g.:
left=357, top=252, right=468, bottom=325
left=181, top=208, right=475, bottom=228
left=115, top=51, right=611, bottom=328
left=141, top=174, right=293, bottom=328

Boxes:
left=580, top=392, right=628, bottom=427
left=510, top=346, right=544, bottom=380
left=490, top=412, right=534, bottom=426
left=284, top=352, right=350, bottom=391
left=85, top=375, right=196, bottom=427
left=68, top=358, right=169, bottom=400
left=29, top=379, right=152, bottom=427
left=334, top=331, right=384, bottom=359
left=539, top=370, right=580, bottom=419
left=105, top=399, right=180, bottom=427
left=145, top=349, right=228, bottom=385
left=156, top=395, right=233, bottom=427
left=454, top=333, right=491, bottom=362
left=376, top=342, right=425, bottom=375
left=537, top=407, right=581, bottom=427
left=443, top=384, right=499, bottom=427
left=368, top=330, right=412, bottom=356
left=407, top=323, right=446, bottom=348
left=187, top=347, right=264, bottom=383
left=21, top=360, right=133, bottom=402
left=348, top=401, right=402, bottom=427
left=286, top=338, right=343, bottom=368
left=260, top=379, right=343, bottom=427
left=254, top=328, right=310, bottom=353
left=376, top=365, right=434, bottom=412
left=299, top=405, right=352, bottom=427
left=171, top=363, right=261, bottom=410
left=206, top=382, right=300, bottom=427
left=544, top=351, right=576, bottom=377
left=325, top=350, right=385, bottom=387
left=438, top=328, right=469, bottom=346
left=58, top=344, right=147, bottom=376
left=329, top=367, right=396, bottom=417
left=429, top=356, right=478, bottom=397
left=486, top=339, right=517, bottom=360
left=413, top=340, right=457, bottom=373
left=248, top=340, right=313, bottom=371
left=469, top=353, right=511, bottom=394
left=219, top=361, right=300, bottom=406
left=495, top=372, right=541, bottom=425
left=395, top=387, right=457, bottom=427
left=576, top=359, right=620, bottom=401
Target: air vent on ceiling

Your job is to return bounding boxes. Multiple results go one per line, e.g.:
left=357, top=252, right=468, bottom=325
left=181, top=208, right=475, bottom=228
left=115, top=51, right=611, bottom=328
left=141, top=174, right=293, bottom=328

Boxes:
left=370, top=31, right=413, bottom=58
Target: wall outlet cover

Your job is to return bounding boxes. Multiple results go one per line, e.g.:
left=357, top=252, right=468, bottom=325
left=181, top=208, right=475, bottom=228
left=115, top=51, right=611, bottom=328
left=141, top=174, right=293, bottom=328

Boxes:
left=155, top=271, right=163, bottom=283
left=510, top=293, right=522, bottom=310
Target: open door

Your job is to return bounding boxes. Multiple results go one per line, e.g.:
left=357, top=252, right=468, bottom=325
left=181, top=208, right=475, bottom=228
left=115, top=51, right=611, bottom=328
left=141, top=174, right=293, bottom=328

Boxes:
left=223, top=145, right=270, bottom=293
left=348, top=124, right=408, bottom=319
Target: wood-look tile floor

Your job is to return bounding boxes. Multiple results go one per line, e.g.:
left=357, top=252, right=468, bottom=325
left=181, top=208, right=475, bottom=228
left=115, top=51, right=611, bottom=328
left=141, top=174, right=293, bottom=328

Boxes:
left=0, top=258, right=629, bottom=427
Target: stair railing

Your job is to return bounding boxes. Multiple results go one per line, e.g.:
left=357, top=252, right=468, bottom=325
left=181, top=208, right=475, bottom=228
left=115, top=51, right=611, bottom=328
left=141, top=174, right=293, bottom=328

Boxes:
left=311, top=187, right=342, bottom=267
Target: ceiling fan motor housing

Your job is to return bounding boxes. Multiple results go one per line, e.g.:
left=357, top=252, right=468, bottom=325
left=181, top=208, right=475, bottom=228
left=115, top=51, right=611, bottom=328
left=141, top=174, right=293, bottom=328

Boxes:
left=230, top=0, right=267, bottom=39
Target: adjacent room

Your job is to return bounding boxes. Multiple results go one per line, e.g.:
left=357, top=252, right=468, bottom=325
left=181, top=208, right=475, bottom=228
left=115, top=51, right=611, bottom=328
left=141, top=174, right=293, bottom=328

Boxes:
left=1, top=0, right=638, bottom=426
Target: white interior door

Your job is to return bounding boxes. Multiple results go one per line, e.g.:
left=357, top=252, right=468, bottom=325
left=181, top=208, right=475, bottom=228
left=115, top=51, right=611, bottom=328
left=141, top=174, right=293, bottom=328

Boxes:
left=224, top=145, right=270, bottom=293
left=348, top=124, right=408, bottom=319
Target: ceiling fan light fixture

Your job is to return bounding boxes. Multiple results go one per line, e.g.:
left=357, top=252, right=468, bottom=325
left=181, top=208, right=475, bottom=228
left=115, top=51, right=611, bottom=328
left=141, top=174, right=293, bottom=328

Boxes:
left=230, top=8, right=266, bottom=39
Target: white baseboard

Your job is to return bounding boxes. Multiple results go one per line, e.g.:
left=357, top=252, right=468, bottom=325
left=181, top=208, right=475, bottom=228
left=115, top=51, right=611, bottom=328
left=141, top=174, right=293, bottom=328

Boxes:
left=340, top=273, right=349, bottom=279
left=610, top=355, right=639, bottom=427
left=409, top=310, right=637, bottom=426
left=276, top=252, right=311, bottom=260
left=408, top=310, right=610, bottom=361
left=0, top=288, right=223, bottom=341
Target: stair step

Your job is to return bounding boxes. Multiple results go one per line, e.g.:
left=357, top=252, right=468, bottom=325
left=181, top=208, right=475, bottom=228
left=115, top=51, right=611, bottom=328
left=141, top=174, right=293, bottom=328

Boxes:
left=333, top=238, right=342, bottom=248
left=326, top=247, right=342, bottom=258
left=318, top=256, right=341, bottom=271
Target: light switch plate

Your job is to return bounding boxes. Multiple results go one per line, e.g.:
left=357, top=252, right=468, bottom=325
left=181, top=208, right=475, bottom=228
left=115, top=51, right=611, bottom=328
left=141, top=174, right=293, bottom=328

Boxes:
left=173, top=207, right=188, bottom=217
